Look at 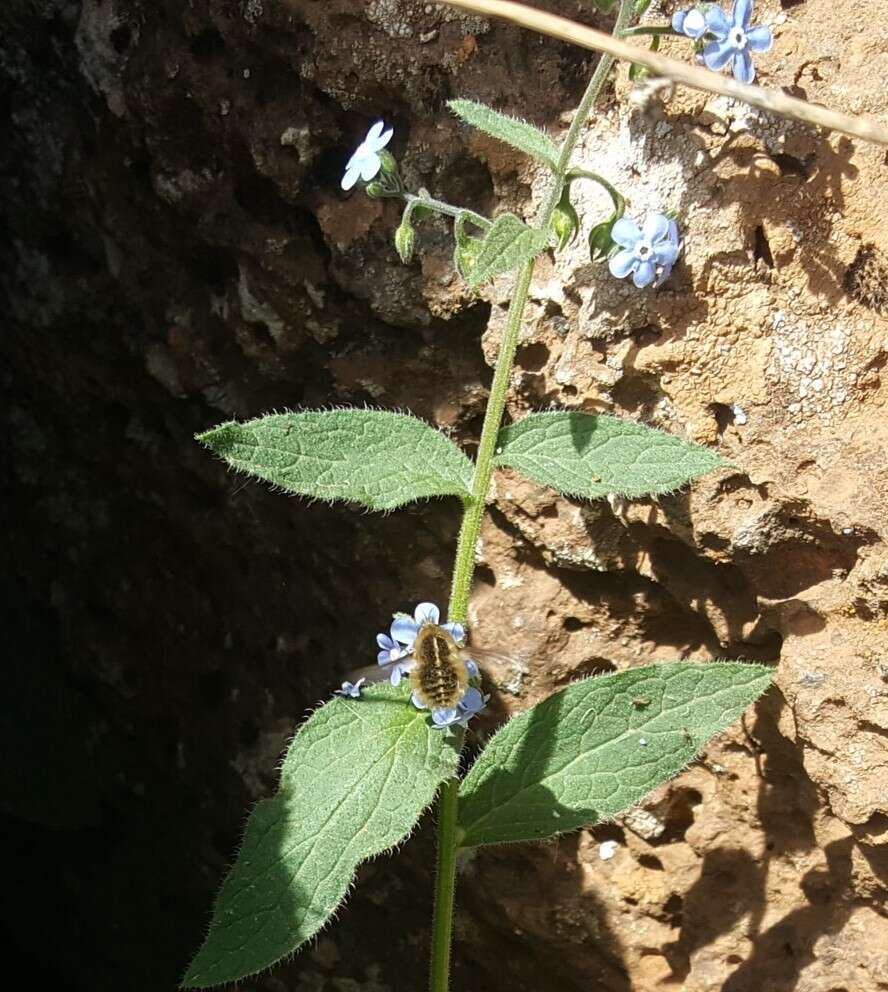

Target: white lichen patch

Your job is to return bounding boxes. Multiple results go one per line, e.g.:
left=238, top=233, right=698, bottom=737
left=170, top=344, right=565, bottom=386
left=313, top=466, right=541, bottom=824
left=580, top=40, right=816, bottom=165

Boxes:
left=766, top=310, right=873, bottom=424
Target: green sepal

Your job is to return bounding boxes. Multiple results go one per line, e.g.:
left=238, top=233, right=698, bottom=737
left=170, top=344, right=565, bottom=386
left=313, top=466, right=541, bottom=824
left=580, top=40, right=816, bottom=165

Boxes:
left=589, top=216, right=620, bottom=262
left=551, top=184, right=580, bottom=251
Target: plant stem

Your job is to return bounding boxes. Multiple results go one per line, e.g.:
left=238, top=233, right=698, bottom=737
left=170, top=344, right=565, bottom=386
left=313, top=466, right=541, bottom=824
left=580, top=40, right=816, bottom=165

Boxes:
left=408, top=192, right=491, bottom=229
left=430, top=3, right=636, bottom=991
left=428, top=776, right=461, bottom=992
left=620, top=24, right=676, bottom=37
left=448, top=0, right=635, bottom=626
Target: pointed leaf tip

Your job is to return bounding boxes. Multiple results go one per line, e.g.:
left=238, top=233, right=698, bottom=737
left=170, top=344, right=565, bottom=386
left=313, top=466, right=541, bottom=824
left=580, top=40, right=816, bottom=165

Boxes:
left=457, top=662, right=772, bottom=848
left=184, top=684, right=459, bottom=986
left=494, top=411, right=730, bottom=499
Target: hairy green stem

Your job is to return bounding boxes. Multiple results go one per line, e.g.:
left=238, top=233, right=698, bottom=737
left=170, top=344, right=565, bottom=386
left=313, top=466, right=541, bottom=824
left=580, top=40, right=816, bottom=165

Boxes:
left=430, top=3, right=636, bottom=990
left=568, top=168, right=625, bottom=213
left=409, top=192, right=491, bottom=229
left=428, top=775, right=461, bottom=992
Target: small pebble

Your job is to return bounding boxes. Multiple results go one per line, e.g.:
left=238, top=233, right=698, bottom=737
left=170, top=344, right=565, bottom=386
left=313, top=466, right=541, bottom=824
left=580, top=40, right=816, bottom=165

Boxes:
left=599, top=840, right=620, bottom=861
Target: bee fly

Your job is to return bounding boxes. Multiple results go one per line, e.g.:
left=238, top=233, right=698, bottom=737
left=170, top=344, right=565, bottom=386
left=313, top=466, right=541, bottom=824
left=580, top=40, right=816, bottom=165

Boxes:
left=411, top=623, right=471, bottom=710
left=350, top=622, right=511, bottom=704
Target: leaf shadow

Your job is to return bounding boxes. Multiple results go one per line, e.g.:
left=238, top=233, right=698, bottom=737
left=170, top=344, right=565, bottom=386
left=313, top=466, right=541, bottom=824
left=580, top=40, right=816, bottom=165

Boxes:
left=181, top=793, right=313, bottom=988
left=658, top=692, right=857, bottom=991
left=567, top=408, right=598, bottom=456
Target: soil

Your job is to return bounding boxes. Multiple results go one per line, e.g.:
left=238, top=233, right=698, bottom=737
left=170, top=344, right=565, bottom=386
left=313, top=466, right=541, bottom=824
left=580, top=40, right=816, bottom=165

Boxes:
left=2, top=1, right=887, bottom=991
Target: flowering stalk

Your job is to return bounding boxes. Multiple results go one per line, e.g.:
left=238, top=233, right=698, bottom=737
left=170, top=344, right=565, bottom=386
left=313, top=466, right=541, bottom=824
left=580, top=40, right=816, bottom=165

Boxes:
left=429, top=3, right=637, bottom=989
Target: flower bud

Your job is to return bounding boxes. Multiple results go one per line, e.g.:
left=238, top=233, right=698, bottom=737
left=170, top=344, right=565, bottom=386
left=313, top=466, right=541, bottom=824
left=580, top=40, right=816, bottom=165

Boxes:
left=377, top=150, right=399, bottom=179
left=364, top=181, right=385, bottom=199
left=394, top=219, right=416, bottom=264
left=589, top=217, right=618, bottom=262
left=453, top=236, right=484, bottom=282
left=551, top=187, right=580, bottom=252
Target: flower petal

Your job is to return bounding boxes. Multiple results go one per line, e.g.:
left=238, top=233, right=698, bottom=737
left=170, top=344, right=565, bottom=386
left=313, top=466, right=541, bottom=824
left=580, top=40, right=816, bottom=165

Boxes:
left=609, top=249, right=637, bottom=280
left=411, top=689, right=428, bottom=711
left=372, top=126, right=394, bottom=151
left=459, top=687, right=486, bottom=715
left=366, top=120, right=385, bottom=144
left=431, top=706, right=460, bottom=726
left=733, top=49, right=755, bottom=84
left=391, top=616, right=419, bottom=645
left=733, top=0, right=753, bottom=30
left=704, top=5, right=731, bottom=38
left=442, top=621, right=466, bottom=643
left=341, top=163, right=362, bottom=191
left=655, top=263, right=675, bottom=288
left=746, top=25, right=773, bottom=53
left=611, top=216, right=642, bottom=249
left=466, top=659, right=480, bottom=678
left=376, top=632, right=395, bottom=650
left=642, top=214, right=670, bottom=244
left=653, top=239, right=680, bottom=267
left=672, top=10, right=688, bottom=33
left=667, top=219, right=681, bottom=246
left=632, top=260, right=657, bottom=288
left=359, top=152, right=381, bottom=182
left=414, top=602, right=440, bottom=626
left=703, top=39, right=736, bottom=72
left=682, top=7, right=707, bottom=38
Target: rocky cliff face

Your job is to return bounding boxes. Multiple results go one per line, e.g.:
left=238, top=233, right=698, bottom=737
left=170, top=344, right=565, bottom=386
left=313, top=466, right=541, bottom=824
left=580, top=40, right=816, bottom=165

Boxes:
left=3, top=1, right=887, bottom=990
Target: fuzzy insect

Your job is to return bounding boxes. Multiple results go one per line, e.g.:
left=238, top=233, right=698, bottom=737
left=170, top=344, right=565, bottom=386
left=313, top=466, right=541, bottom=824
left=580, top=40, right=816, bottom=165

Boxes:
left=350, top=622, right=512, bottom=704
left=411, top=624, right=471, bottom=710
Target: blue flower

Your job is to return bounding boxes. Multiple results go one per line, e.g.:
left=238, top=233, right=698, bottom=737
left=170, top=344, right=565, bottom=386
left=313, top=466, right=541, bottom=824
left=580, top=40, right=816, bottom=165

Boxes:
left=376, top=630, right=410, bottom=666
left=341, top=120, right=394, bottom=191
left=375, top=602, right=467, bottom=688
left=412, top=686, right=489, bottom=731
left=389, top=602, right=466, bottom=649
left=702, top=1, right=773, bottom=84
left=608, top=214, right=681, bottom=289
left=335, top=678, right=366, bottom=698
left=672, top=6, right=707, bottom=39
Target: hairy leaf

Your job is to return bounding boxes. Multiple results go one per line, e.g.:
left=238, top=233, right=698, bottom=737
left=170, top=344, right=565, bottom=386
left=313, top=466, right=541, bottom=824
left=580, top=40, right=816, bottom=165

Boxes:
left=183, top=685, right=459, bottom=987
left=494, top=411, right=729, bottom=499
left=448, top=98, right=560, bottom=170
left=457, top=662, right=772, bottom=848
left=468, top=213, right=550, bottom=289
left=197, top=409, right=474, bottom=511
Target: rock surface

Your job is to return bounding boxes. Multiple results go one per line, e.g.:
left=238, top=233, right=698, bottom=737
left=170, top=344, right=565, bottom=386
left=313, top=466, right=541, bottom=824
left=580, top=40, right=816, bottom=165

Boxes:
left=2, top=1, right=887, bottom=990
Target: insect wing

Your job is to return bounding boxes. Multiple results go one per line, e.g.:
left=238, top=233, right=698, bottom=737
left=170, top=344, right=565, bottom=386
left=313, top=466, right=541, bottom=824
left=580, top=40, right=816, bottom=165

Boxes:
left=344, top=660, right=409, bottom=686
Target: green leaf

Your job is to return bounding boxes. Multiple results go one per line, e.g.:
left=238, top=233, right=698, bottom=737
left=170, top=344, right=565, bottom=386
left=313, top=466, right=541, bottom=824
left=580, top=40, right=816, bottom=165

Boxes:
left=183, top=684, right=459, bottom=988
left=457, top=662, right=772, bottom=848
left=197, top=409, right=474, bottom=511
left=448, top=98, right=560, bottom=170
left=467, top=213, right=550, bottom=289
left=494, top=411, right=729, bottom=499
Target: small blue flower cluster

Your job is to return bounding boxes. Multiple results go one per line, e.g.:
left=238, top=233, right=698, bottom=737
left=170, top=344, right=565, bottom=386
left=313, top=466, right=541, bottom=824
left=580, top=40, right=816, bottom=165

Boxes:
left=673, top=0, right=773, bottom=84
left=336, top=602, right=488, bottom=731
left=379, top=602, right=486, bottom=730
